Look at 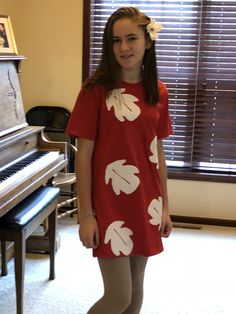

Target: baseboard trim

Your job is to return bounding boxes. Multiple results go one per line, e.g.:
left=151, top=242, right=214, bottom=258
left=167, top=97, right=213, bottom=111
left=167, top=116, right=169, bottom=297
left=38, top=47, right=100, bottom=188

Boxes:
left=171, top=215, right=236, bottom=228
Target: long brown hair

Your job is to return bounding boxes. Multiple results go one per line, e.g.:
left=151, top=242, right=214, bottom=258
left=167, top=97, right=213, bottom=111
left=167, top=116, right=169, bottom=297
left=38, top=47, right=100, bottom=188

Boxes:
left=85, top=7, right=159, bottom=105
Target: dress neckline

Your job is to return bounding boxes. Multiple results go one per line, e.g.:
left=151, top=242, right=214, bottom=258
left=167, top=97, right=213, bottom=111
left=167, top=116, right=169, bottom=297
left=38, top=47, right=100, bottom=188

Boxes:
left=121, top=80, right=143, bottom=87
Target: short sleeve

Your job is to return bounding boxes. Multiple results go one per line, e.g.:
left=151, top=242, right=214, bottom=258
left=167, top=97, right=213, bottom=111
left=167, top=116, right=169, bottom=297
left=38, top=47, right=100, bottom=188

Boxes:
left=66, top=86, right=101, bottom=141
left=156, top=81, right=173, bottom=139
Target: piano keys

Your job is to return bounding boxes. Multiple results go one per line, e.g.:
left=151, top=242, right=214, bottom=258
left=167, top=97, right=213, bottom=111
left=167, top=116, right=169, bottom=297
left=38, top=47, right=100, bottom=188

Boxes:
left=0, top=151, right=59, bottom=187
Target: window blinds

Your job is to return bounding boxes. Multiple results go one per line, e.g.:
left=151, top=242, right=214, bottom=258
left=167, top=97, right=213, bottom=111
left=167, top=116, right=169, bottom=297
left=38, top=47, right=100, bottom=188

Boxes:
left=192, top=0, right=236, bottom=172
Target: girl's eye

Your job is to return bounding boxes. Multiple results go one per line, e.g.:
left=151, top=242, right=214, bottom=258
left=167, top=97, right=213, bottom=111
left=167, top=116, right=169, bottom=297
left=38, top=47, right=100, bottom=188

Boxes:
left=128, top=36, right=137, bottom=41
left=112, top=38, right=121, bottom=43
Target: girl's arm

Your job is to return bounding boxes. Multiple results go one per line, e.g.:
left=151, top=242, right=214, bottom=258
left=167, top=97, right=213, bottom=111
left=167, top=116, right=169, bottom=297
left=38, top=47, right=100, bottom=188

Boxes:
left=76, top=138, right=99, bottom=249
left=157, top=139, right=173, bottom=238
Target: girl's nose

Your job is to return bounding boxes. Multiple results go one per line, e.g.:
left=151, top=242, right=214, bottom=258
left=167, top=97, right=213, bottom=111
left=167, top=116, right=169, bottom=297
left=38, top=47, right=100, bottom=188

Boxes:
left=120, top=40, right=129, bottom=51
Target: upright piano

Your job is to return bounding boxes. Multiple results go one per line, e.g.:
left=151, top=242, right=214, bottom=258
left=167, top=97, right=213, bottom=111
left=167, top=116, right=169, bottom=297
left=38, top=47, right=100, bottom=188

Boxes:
left=0, top=56, right=67, bottom=223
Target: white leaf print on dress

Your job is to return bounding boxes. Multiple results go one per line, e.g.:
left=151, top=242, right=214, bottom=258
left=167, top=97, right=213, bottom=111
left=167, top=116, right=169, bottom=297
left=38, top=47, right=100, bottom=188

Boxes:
left=148, top=197, right=162, bottom=229
left=105, top=160, right=140, bottom=195
left=106, top=88, right=141, bottom=122
left=104, top=221, right=133, bottom=256
left=149, top=136, right=159, bottom=168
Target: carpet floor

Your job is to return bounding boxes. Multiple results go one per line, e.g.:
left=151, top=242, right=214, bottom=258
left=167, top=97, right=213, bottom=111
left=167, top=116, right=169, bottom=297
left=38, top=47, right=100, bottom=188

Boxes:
left=0, top=216, right=236, bottom=314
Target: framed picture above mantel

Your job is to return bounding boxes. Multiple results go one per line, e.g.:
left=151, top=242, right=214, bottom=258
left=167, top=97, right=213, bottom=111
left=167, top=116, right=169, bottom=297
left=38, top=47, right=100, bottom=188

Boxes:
left=0, top=15, right=18, bottom=55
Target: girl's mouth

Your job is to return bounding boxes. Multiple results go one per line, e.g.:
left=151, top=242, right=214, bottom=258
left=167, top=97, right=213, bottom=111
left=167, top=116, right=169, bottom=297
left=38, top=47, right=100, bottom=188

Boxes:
left=120, top=54, right=133, bottom=59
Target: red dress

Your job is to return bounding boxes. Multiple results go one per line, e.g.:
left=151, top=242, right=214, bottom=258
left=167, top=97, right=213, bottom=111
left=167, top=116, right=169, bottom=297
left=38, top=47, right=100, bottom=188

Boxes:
left=66, top=80, right=172, bottom=258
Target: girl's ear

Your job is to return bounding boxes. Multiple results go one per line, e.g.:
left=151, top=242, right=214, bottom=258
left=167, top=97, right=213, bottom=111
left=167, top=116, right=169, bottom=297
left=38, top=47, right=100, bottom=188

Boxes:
left=145, top=38, right=152, bottom=49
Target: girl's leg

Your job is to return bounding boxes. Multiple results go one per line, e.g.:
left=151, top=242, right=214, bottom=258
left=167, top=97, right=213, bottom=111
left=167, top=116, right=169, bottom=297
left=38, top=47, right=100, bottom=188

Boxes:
left=122, top=256, right=148, bottom=314
left=87, top=257, right=132, bottom=314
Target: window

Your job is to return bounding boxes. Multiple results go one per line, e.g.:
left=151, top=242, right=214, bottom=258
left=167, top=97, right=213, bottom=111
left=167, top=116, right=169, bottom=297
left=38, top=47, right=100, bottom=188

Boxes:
left=83, top=0, right=236, bottom=182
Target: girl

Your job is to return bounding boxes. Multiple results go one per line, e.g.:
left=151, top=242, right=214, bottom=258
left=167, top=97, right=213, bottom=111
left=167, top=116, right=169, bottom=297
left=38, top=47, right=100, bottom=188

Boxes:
left=66, top=7, right=173, bottom=314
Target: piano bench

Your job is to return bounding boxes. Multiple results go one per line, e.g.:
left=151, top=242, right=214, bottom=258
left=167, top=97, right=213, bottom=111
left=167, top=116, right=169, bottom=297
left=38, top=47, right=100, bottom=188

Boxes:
left=0, top=186, right=60, bottom=314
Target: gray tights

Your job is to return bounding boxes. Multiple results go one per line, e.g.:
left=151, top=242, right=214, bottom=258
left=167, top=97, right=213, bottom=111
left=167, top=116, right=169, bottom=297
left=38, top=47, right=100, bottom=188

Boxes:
left=87, top=256, right=148, bottom=314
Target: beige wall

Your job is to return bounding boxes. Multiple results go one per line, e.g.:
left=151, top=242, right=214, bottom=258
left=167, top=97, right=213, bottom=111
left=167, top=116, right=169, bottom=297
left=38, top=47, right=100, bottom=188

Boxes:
left=168, top=180, right=235, bottom=221
left=0, top=0, right=235, bottom=221
left=0, top=0, right=83, bottom=111
left=0, top=0, right=14, bottom=12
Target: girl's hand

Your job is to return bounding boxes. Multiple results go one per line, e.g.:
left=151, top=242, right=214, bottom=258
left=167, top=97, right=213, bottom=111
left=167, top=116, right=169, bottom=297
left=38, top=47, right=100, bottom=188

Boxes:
left=79, top=216, right=100, bottom=249
left=160, top=209, right=172, bottom=238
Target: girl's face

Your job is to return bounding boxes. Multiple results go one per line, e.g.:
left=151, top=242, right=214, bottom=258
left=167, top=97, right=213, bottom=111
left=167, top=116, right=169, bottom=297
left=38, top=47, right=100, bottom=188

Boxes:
left=112, top=18, right=150, bottom=80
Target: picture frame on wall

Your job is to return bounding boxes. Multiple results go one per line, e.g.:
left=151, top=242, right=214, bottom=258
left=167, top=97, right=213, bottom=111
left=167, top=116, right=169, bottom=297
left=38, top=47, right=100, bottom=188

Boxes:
left=0, top=15, right=18, bottom=55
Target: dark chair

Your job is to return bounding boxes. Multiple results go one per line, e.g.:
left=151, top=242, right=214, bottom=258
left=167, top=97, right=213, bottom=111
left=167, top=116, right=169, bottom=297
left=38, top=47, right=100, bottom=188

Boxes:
left=0, top=186, right=60, bottom=314
left=26, top=106, right=78, bottom=220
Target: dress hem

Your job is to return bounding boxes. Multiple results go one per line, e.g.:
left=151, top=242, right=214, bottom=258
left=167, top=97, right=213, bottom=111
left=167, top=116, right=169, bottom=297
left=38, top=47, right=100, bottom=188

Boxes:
left=93, top=248, right=164, bottom=258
